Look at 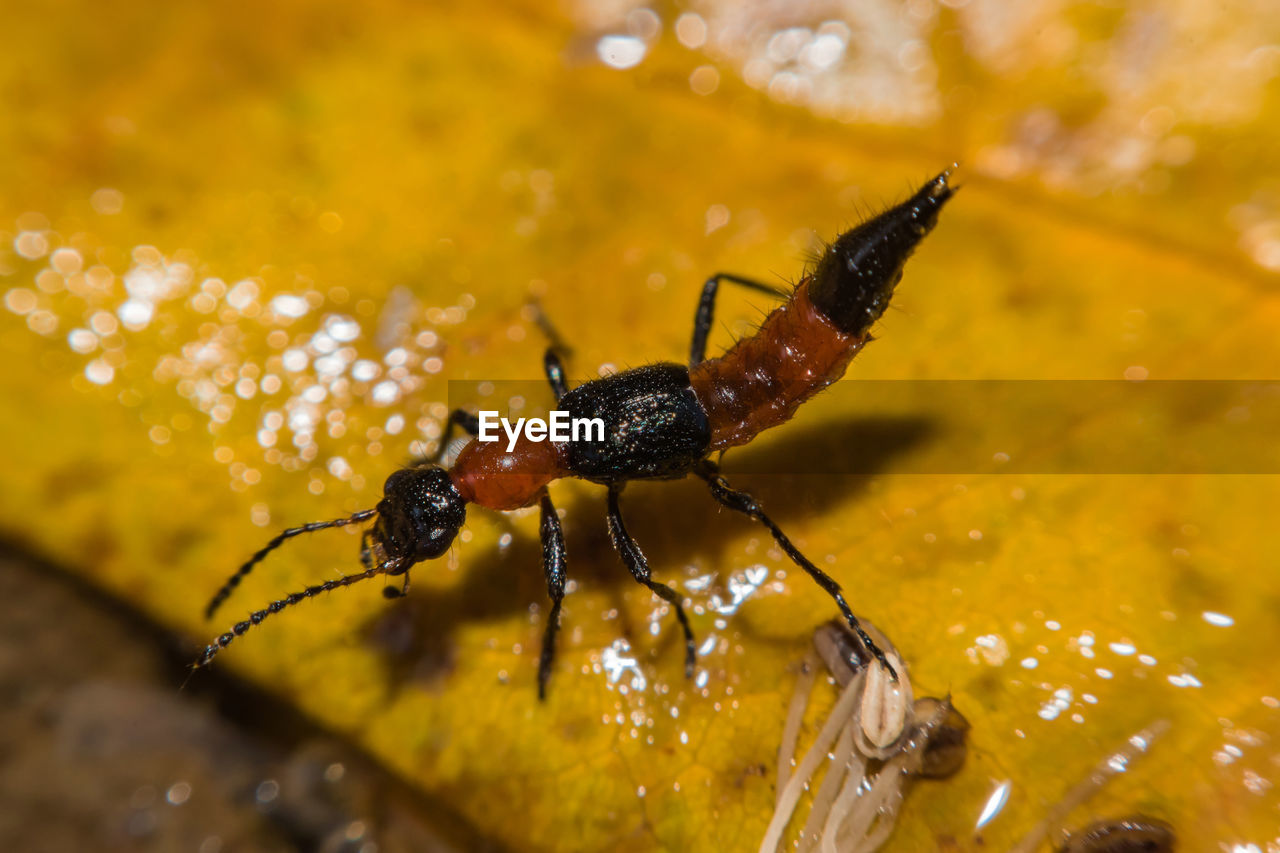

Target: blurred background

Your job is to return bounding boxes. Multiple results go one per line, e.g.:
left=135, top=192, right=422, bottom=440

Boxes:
left=1, top=0, right=1278, bottom=850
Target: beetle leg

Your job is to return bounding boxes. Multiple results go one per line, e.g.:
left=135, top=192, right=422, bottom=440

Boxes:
left=689, top=272, right=790, bottom=365
left=696, top=464, right=898, bottom=681
left=543, top=348, right=569, bottom=402
left=538, top=490, right=568, bottom=699
left=422, top=408, right=481, bottom=466
left=606, top=484, right=696, bottom=678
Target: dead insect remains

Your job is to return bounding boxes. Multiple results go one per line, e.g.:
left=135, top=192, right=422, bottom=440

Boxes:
left=763, top=619, right=969, bottom=853
left=197, top=170, right=957, bottom=698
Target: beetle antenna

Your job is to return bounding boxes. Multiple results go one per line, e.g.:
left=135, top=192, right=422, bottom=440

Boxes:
left=204, top=509, right=378, bottom=619
left=196, top=563, right=388, bottom=668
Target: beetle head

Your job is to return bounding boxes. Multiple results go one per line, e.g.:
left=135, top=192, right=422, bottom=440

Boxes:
left=366, top=466, right=468, bottom=572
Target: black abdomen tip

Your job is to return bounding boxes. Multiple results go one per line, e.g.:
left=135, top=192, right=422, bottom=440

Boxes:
left=809, top=168, right=957, bottom=335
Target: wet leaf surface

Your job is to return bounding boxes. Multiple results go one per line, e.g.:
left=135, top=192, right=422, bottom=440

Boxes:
left=2, top=1, right=1278, bottom=850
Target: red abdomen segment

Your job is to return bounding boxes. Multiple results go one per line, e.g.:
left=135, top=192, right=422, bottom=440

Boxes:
left=689, top=279, right=866, bottom=451
left=450, top=436, right=568, bottom=511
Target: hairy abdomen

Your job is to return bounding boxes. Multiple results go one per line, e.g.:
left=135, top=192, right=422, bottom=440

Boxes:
left=690, top=168, right=955, bottom=451
left=689, top=279, right=865, bottom=451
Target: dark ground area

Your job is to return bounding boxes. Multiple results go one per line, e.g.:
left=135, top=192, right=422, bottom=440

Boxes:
left=0, top=548, right=498, bottom=853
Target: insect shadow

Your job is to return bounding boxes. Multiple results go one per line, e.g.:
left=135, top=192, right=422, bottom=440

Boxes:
left=360, top=413, right=935, bottom=693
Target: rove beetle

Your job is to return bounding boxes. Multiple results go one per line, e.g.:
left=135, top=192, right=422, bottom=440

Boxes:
left=199, top=169, right=956, bottom=698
